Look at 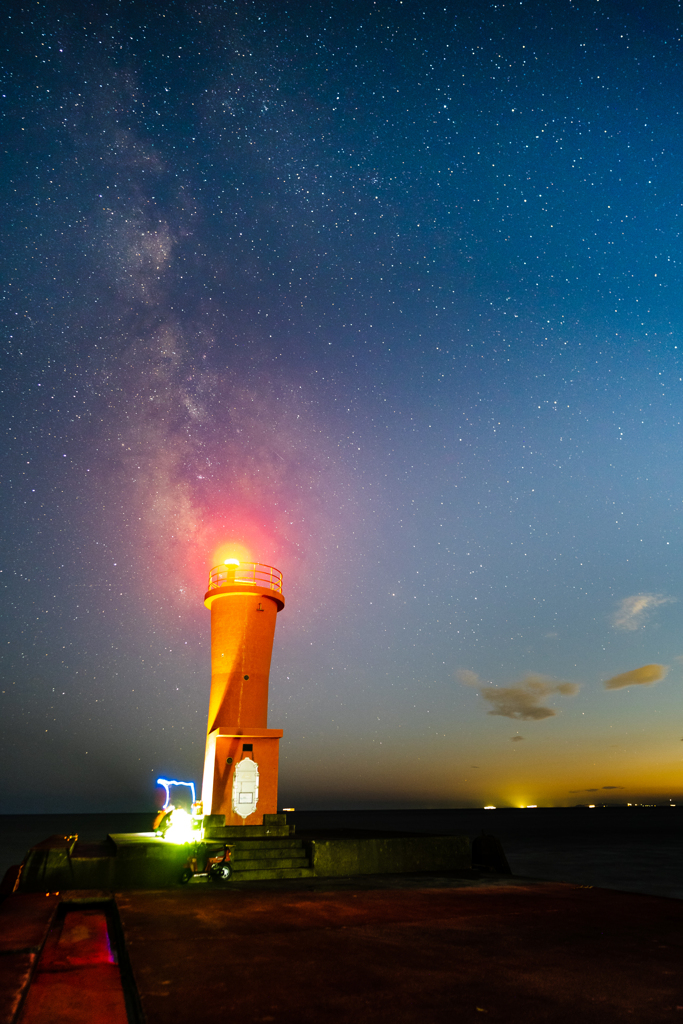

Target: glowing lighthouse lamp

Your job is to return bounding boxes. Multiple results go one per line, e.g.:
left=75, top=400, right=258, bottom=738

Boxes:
left=201, top=557, right=285, bottom=825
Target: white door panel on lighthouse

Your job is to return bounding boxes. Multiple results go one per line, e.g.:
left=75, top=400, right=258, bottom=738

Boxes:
left=232, top=757, right=259, bottom=819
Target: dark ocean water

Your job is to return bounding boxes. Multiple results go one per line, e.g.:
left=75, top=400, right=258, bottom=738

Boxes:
left=292, top=807, right=683, bottom=900
left=1, top=807, right=681, bottom=899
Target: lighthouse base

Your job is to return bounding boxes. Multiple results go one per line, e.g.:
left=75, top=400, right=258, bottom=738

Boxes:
left=201, top=727, right=283, bottom=825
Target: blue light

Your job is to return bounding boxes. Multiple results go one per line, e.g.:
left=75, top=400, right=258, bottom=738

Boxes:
left=157, top=777, right=196, bottom=810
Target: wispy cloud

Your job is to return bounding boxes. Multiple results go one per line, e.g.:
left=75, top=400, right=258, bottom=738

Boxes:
left=569, top=786, right=624, bottom=792
left=603, top=663, right=668, bottom=690
left=510, top=736, right=524, bottom=742
left=480, top=675, right=580, bottom=721
left=611, top=594, right=675, bottom=631
left=456, top=669, right=481, bottom=688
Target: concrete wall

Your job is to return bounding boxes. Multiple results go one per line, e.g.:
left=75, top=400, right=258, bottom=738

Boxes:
left=307, top=835, right=471, bottom=878
left=19, top=836, right=191, bottom=892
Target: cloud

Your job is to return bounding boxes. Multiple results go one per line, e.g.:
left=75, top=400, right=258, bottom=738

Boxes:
left=570, top=786, right=623, bottom=792
left=457, top=669, right=481, bottom=688
left=603, top=664, right=668, bottom=690
left=611, top=594, right=675, bottom=631
left=480, top=675, right=580, bottom=721
left=510, top=736, right=524, bottom=742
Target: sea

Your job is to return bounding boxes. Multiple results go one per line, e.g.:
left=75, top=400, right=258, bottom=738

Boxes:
left=1, top=806, right=681, bottom=899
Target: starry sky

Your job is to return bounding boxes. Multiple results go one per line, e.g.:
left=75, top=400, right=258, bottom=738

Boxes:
left=2, top=0, right=683, bottom=814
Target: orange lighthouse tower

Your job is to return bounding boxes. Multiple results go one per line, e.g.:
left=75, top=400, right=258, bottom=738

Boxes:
left=200, top=560, right=285, bottom=825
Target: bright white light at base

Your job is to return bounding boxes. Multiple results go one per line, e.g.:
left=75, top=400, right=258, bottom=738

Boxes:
left=526, top=805, right=537, bottom=808
left=484, top=806, right=496, bottom=810
left=163, top=808, right=194, bottom=844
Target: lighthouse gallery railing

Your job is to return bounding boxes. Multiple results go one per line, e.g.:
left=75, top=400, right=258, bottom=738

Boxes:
left=207, top=562, right=283, bottom=595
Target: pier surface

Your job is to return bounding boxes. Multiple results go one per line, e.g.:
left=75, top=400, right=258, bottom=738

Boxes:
left=2, top=875, right=682, bottom=1023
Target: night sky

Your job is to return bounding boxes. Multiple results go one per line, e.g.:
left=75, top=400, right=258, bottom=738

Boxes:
left=2, top=0, right=682, bottom=813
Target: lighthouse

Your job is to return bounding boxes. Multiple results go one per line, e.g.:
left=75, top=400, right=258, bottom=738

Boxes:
left=200, top=559, right=285, bottom=825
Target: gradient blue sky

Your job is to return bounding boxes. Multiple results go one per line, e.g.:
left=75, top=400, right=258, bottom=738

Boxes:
left=2, top=0, right=682, bottom=812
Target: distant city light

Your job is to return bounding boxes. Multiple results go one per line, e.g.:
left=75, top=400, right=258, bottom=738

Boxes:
left=282, top=807, right=295, bottom=812
left=588, top=804, right=596, bottom=808
left=484, top=805, right=496, bottom=810
left=526, top=805, right=537, bottom=809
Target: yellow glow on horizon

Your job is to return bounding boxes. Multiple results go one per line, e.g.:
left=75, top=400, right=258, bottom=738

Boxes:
left=507, top=794, right=533, bottom=809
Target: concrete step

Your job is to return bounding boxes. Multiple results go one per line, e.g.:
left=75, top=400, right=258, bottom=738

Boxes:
left=232, top=857, right=309, bottom=871
left=227, top=836, right=312, bottom=879
left=228, top=839, right=303, bottom=852
left=205, top=825, right=292, bottom=839
left=230, top=845, right=306, bottom=860
left=230, top=866, right=316, bottom=881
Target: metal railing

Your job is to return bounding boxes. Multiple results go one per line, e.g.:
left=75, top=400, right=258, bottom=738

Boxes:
left=207, top=562, right=283, bottom=595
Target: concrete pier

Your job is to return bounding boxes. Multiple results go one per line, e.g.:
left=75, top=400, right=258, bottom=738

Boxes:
left=2, top=878, right=682, bottom=1024
left=14, top=821, right=472, bottom=891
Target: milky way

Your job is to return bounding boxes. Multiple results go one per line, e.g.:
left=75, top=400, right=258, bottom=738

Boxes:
left=2, top=1, right=683, bottom=812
